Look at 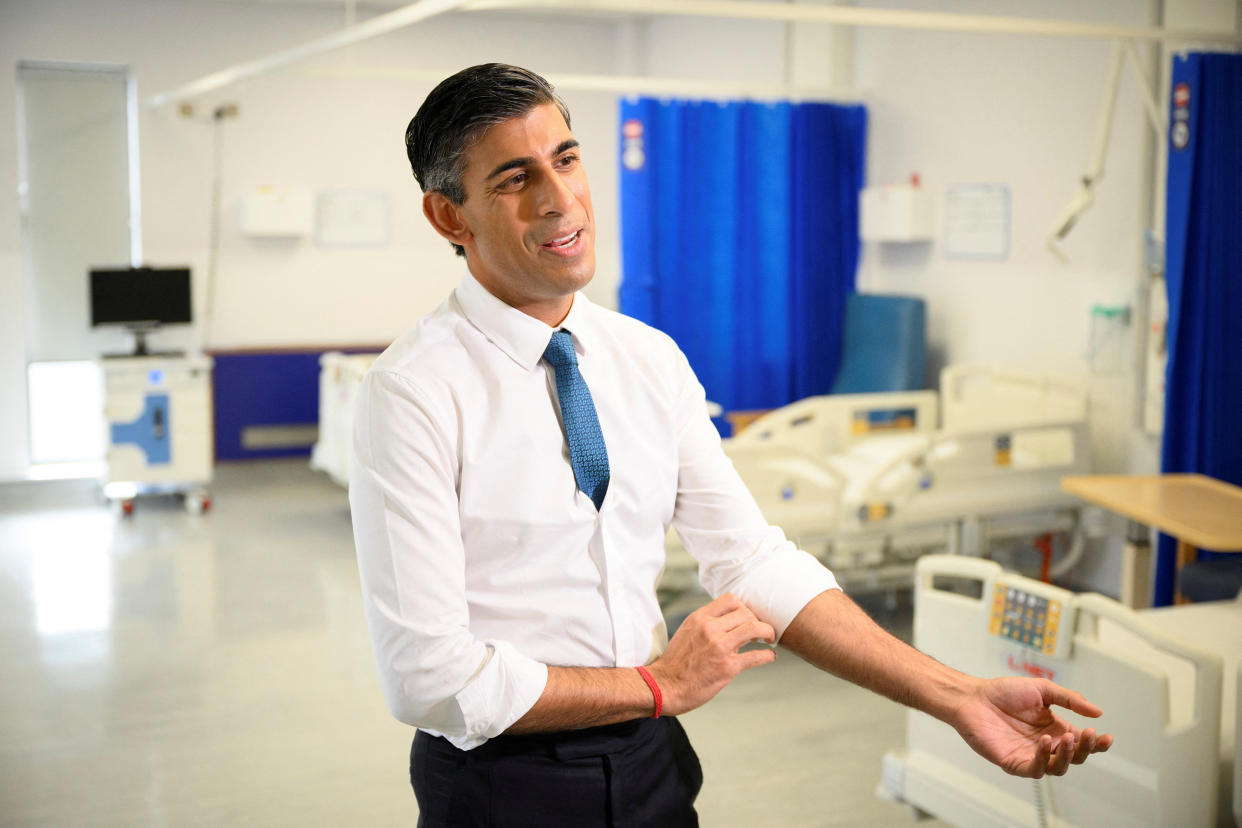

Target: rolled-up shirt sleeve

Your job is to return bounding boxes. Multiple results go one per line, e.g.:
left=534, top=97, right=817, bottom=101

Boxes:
left=349, top=369, right=547, bottom=750
left=668, top=350, right=841, bottom=640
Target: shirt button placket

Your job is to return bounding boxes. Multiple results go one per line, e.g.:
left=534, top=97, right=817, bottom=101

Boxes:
left=595, top=512, right=624, bottom=663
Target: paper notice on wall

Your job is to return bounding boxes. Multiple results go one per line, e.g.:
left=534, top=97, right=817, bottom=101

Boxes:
left=943, top=183, right=1010, bottom=260
left=315, top=190, right=391, bottom=247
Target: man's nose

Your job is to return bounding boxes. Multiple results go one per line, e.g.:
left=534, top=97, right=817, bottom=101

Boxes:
left=535, top=168, right=576, bottom=215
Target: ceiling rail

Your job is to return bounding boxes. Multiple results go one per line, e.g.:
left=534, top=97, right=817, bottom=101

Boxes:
left=301, top=65, right=858, bottom=101
left=147, top=0, right=470, bottom=107
left=471, top=0, right=1242, bottom=45
left=147, top=0, right=1241, bottom=107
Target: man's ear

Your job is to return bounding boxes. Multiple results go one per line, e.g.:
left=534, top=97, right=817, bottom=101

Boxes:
left=423, top=192, right=471, bottom=248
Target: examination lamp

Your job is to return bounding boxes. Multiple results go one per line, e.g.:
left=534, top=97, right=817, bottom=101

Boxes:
left=1046, top=39, right=1166, bottom=263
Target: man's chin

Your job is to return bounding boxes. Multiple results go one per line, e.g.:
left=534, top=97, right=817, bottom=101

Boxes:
left=567, top=265, right=596, bottom=294
left=546, top=255, right=596, bottom=293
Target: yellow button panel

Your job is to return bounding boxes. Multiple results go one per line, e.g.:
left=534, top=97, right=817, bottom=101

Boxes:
left=992, top=582, right=1061, bottom=654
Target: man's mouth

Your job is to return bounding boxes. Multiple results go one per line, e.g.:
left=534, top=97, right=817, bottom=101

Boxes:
left=543, top=230, right=581, bottom=249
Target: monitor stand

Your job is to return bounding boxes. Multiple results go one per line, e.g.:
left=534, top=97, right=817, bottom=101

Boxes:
left=131, top=326, right=154, bottom=356
left=99, top=324, right=184, bottom=359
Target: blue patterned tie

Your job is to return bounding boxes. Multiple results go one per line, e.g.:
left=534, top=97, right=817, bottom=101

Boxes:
left=543, top=330, right=610, bottom=510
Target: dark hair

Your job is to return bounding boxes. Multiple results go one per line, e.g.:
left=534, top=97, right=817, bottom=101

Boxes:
left=405, top=63, right=570, bottom=257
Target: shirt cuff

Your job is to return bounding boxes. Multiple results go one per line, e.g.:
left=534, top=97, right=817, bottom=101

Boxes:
left=728, top=551, right=841, bottom=641
left=449, top=640, right=549, bottom=751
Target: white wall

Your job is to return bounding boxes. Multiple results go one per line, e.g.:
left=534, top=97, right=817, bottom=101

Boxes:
left=853, top=0, right=1159, bottom=481
left=0, top=0, right=624, bottom=479
left=2, top=0, right=1236, bottom=487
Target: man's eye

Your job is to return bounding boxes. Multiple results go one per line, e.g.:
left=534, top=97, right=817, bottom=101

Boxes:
left=558, top=154, right=579, bottom=168
left=499, top=172, right=527, bottom=190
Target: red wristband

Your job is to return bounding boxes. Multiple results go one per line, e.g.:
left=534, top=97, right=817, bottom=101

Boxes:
left=635, top=665, right=662, bottom=718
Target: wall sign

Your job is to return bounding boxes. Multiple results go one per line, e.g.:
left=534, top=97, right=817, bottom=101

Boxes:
left=943, top=183, right=1010, bottom=260
left=315, top=190, right=391, bottom=247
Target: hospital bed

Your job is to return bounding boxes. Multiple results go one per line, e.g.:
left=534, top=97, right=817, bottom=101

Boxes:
left=880, top=554, right=1240, bottom=828
left=662, top=365, right=1092, bottom=595
left=310, top=351, right=380, bottom=486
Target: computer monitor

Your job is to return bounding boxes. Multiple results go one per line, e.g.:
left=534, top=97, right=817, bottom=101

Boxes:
left=89, top=266, right=192, bottom=356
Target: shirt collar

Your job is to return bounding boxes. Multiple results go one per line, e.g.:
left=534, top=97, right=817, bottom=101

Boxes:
left=455, top=271, right=597, bottom=371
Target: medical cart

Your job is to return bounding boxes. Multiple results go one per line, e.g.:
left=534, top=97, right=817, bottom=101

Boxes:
left=101, top=355, right=214, bottom=515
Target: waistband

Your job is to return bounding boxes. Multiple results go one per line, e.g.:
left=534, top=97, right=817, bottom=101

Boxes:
left=421, top=717, right=669, bottom=762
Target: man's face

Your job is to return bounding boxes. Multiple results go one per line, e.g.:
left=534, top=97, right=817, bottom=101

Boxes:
left=447, top=102, right=595, bottom=321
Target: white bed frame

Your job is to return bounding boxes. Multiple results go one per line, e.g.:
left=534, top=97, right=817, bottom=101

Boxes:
left=310, top=351, right=380, bottom=487
left=940, top=364, right=1087, bottom=433
left=663, top=365, right=1092, bottom=594
left=881, top=554, right=1240, bottom=828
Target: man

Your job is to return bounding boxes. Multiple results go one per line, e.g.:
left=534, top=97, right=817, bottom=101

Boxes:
left=350, top=63, right=1111, bottom=826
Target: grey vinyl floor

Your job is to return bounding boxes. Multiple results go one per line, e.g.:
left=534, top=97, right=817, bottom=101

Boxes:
left=0, top=459, right=941, bottom=827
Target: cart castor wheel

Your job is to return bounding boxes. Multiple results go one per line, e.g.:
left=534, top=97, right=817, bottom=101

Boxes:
left=184, top=492, right=211, bottom=515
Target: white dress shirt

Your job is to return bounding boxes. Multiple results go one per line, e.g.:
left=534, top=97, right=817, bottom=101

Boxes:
left=350, top=272, right=840, bottom=750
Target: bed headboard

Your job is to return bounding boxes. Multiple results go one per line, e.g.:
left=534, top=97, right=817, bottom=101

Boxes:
left=941, top=363, right=1087, bottom=432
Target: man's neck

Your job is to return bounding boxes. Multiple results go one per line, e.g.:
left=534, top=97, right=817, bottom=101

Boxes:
left=469, top=270, right=575, bottom=328
left=519, top=296, right=574, bottom=328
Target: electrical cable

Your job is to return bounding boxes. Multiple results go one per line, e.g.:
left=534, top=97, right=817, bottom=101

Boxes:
left=1049, top=512, right=1086, bottom=581
left=1033, top=777, right=1050, bottom=828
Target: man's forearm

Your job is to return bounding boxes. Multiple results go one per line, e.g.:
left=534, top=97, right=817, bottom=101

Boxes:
left=779, top=589, right=980, bottom=724
left=505, top=666, right=656, bottom=734
left=506, top=592, right=777, bottom=735
left=509, top=591, right=976, bottom=735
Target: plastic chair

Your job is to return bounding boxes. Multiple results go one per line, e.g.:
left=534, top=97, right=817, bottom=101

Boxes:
left=1179, top=557, right=1242, bottom=602
left=830, top=293, right=927, bottom=394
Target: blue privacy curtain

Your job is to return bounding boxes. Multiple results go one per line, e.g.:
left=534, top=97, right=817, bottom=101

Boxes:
left=1154, top=52, right=1242, bottom=606
left=618, top=98, right=866, bottom=426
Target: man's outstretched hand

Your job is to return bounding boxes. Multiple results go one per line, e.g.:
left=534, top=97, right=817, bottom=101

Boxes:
left=953, top=676, right=1114, bottom=778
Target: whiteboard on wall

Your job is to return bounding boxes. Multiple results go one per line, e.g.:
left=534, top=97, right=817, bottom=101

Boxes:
left=943, top=183, right=1010, bottom=260
left=315, top=190, right=391, bottom=247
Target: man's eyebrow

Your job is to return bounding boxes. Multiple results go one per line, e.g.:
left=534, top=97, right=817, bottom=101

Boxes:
left=485, top=156, right=532, bottom=183
left=483, top=140, right=581, bottom=183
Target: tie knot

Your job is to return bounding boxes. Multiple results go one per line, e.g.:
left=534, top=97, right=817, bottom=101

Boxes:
left=543, top=330, right=577, bottom=369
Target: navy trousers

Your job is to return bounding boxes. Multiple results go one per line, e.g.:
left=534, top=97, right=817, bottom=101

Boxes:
left=410, top=717, right=702, bottom=827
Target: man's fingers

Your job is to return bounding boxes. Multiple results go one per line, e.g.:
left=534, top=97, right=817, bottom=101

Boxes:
left=1027, top=734, right=1053, bottom=778
left=720, top=617, right=776, bottom=649
left=1049, top=733, right=1074, bottom=776
left=1071, top=729, right=1093, bottom=764
left=702, top=603, right=776, bottom=645
left=712, top=605, right=759, bottom=630
left=1071, top=728, right=1096, bottom=764
left=1040, top=682, right=1102, bottom=718
left=735, top=646, right=776, bottom=672
left=1045, top=728, right=1114, bottom=776
left=698, top=592, right=744, bottom=617
left=674, top=597, right=746, bottom=638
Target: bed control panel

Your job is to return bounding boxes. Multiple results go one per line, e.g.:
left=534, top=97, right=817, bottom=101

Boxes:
left=989, top=579, right=1073, bottom=659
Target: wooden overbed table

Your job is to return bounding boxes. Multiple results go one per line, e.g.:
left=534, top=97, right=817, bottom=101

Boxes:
left=1061, top=473, right=1242, bottom=605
